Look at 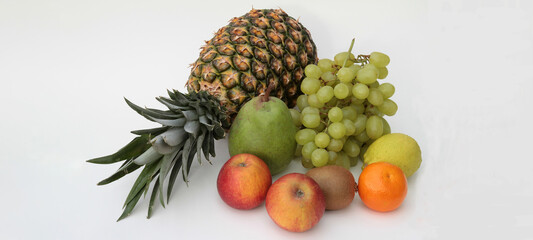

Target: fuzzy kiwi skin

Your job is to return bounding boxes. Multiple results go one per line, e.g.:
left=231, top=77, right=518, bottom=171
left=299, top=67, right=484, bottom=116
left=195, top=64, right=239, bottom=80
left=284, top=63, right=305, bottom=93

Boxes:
left=306, top=165, right=357, bottom=210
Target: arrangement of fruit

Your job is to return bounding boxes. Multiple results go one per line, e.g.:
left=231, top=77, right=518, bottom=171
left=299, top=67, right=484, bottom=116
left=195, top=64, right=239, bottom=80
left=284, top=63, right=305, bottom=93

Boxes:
left=86, top=8, right=423, bottom=231
left=217, top=40, right=421, bottom=232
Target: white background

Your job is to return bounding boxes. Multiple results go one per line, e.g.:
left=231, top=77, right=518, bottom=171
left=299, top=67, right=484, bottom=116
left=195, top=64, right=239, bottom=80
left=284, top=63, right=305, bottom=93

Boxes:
left=1, top=0, right=532, bottom=239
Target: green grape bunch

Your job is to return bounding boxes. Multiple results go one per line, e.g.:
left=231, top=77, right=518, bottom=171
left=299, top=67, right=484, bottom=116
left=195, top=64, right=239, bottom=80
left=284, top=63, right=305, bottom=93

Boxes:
left=288, top=39, right=398, bottom=169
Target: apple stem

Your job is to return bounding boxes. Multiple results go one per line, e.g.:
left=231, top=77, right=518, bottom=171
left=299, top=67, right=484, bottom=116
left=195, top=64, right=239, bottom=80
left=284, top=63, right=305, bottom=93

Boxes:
left=261, top=82, right=275, bottom=103
left=296, top=189, right=305, bottom=199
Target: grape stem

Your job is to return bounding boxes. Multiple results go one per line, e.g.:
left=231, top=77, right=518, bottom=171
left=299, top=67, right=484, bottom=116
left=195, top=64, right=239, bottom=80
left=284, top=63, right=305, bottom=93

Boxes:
left=342, top=38, right=356, bottom=67
left=355, top=54, right=371, bottom=65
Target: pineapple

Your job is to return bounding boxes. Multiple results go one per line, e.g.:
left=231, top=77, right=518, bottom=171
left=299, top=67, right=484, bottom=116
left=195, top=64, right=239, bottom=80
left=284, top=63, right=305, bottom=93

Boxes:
left=187, top=8, right=317, bottom=120
left=88, top=9, right=317, bottom=221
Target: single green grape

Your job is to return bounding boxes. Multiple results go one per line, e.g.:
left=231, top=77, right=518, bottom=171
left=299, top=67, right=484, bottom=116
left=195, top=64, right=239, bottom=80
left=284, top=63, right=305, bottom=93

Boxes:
left=328, top=122, right=347, bottom=139
left=349, top=64, right=362, bottom=75
left=326, top=79, right=338, bottom=87
left=356, top=67, right=378, bottom=85
left=301, top=106, right=319, bottom=115
left=369, top=52, right=390, bottom=68
left=355, top=130, right=370, bottom=143
left=341, top=106, right=358, bottom=121
left=321, top=71, right=336, bottom=82
left=349, top=156, right=359, bottom=167
left=334, top=52, right=355, bottom=67
left=352, top=103, right=365, bottom=115
left=344, top=82, right=353, bottom=92
left=369, top=81, right=380, bottom=89
left=302, top=113, right=321, bottom=128
left=382, top=117, right=391, bottom=135
left=302, top=142, right=318, bottom=160
left=343, top=137, right=361, bottom=157
left=353, top=114, right=368, bottom=135
left=294, top=144, right=303, bottom=157
left=318, top=58, right=335, bottom=72
left=337, top=67, right=357, bottom=83
left=365, top=104, right=383, bottom=117
left=311, top=148, right=329, bottom=167
left=378, top=99, right=398, bottom=116
left=295, top=128, right=317, bottom=145
left=334, top=83, right=350, bottom=99
left=363, top=63, right=378, bottom=73
left=328, top=107, right=343, bottom=122
left=352, top=83, right=370, bottom=99
left=301, top=156, right=314, bottom=168
left=289, top=109, right=301, bottom=127
left=314, top=132, right=331, bottom=148
left=301, top=77, right=321, bottom=95
left=343, top=119, right=356, bottom=136
left=378, top=83, right=395, bottom=99
left=305, top=64, right=323, bottom=79
left=307, top=94, right=324, bottom=108
left=359, top=143, right=370, bottom=160
left=328, top=151, right=338, bottom=165
left=314, top=122, right=327, bottom=132
left=335, top=152, right=351, bottom=170
left=327, top=138, right=344, bottom=152
left=297, top=95, right=309, bottom=110
left=340, top=136, right=348, bottom=144
left=316, top=86, right=334, bottom=103
left=325, top=96, right=338, bottom=107
left=354, top=138, right=363, bottom=147
left=368, top=88, right=384, bottom=106
left=366, top=115, right=384, bottom=139
left=377, top=67, right=388, bottom=79
left=351, top=96, right=365, bottom=105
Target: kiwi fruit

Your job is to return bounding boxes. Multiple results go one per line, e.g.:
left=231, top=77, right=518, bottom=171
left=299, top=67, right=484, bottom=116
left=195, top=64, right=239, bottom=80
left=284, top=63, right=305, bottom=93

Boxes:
left=306, top=165, right=357, bottom=210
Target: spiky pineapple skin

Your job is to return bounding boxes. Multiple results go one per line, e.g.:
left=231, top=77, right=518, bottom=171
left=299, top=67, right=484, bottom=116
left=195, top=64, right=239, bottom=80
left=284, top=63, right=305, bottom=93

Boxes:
left=186, top=9, right=318, bottom=121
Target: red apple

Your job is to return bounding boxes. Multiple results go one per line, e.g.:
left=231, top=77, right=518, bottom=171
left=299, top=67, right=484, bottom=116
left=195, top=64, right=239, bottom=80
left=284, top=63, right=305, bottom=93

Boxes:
left=265, top=173, right=326, bottom=232
left=217, top=153, right=272, bottom=210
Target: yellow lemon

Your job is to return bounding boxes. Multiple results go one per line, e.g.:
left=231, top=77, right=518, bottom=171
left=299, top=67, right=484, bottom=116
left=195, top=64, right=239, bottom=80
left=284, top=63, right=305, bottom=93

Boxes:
left=363, top=133, right=422, bottom=177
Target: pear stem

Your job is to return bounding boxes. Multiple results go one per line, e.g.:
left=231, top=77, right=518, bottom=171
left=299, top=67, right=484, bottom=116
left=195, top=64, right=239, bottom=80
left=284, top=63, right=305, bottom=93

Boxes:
left=262, top=82, right=275, bottom=102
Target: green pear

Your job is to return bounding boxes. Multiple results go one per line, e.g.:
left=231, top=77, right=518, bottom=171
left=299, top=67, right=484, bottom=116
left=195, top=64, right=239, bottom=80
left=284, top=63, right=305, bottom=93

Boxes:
left=228, top=95, right=297, bottom=175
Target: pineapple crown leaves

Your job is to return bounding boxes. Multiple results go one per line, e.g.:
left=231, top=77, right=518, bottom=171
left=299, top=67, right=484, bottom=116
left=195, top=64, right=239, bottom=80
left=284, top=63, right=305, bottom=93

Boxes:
left=87, top=90, right=228, bottom=221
